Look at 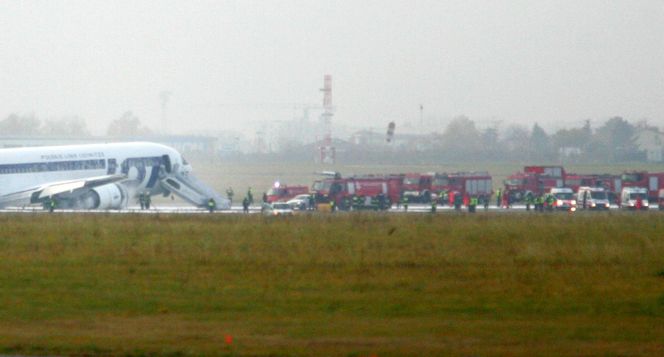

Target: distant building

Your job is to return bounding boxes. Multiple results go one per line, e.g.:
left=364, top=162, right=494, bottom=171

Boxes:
left=558, top=146, right=583, bottom=159
left=349, top=130, right=439, bottom=152
left=349, top=130, right=385, bottom=147
left=149, top=135, right=218, bottom=156
left=634, top=128, right=664, bottom=162
left=250, top=117, right=321, bottom=154
left=214, top=131, right=245, bottom=156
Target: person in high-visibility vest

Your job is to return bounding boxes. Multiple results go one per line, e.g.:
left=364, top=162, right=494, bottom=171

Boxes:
left=496, top=189, right=502, bottom=208
left=525, top=192, right=533, bottom=211
left=342, top=197, right=351, bottom=211
left=430, top=200, right=437, bottom=213
left=546, top=194, right=555, bottom=211
left=469, top=196, right=478, bottom=213
left=207, top=198, right=216, bottom=213
left=48, top=197, right=56, bottom=213
left=537, top=195, right=545, bottom=212
left=402, top=196, right=409, bottom=212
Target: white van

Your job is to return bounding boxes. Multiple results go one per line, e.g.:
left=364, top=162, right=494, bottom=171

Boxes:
left=577, top=186, right=610, bottom=210
left=620, top=187, right=649, bottom=210
left=550, top=187, right=576, bottom=211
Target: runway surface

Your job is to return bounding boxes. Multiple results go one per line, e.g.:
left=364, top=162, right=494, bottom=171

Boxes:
left=0, top=203, right=657, bottom=214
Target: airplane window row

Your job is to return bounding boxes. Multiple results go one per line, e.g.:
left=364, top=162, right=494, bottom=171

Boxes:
left=0, top=159, right=106, bottom=175
left=120, top=157, right=163, bottom=171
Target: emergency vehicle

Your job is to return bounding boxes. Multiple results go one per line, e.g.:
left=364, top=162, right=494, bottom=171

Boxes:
left=431, top=172, right=493, bottom=204
left=265, top=183, right=309, bottom=203
left=620, top=187, right=649, bottom=210
left=549, top=187, right=577, bottom=211
left=565, top=173, right=622, bottom=202
left=564, top=174, right=601, bottom=193
left=576, top=186, right=610, bottom=210
left=401, top=173, right=433, bottom=202
left=592, top=174, right=622, bottom=202
left=311, top=172, right=402, bottom=210
left=504, top=166, right=565, bottom=201
left=620, top=171, right=664, bottom=201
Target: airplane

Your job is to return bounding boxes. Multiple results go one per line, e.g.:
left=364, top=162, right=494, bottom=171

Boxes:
left=0, top=142, right=230, bottom=210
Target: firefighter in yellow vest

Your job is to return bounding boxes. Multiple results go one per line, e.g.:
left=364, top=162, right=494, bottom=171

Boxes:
left=207, top=198, right=216, bottom=213
left=469, top=196, right=478, bottom=213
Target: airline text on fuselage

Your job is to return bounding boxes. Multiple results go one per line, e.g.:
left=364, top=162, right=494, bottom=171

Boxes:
left=40, top=152, right=105, bottom=161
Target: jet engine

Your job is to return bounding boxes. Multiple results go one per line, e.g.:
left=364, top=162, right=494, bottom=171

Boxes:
left=77, top=183, right=128, bottom=210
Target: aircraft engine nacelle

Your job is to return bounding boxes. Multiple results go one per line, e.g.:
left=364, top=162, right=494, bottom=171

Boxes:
left=78, top=183, right=128, bottom=210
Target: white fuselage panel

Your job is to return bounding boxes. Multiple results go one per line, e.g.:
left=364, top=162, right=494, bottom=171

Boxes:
left=0, top=142, right=183, bottom=196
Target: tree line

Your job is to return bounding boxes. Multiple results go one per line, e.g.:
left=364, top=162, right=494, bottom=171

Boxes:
left=0, top=111, right=151, bottom=137
left=435, top=115, right=646, bottom=163
left=0, top=111, right=656, bottom=164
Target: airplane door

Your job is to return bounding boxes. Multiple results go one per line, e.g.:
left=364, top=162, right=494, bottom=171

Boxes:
left=107, top=159, right=117, bottom=175
left=161, top=155, right=171, bottom=173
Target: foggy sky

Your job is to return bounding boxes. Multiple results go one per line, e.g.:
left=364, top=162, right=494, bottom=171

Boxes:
left=1, top=0, right=663, bottom=136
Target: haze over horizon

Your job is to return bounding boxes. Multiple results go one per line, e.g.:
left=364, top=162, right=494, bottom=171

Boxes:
left=1, top=0, right=663, bottom=136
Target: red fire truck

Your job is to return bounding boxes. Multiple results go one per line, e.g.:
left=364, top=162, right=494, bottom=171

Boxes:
left=265, top=183, right=310, bottom=203
left=401, top=173, right=433, bottom=202
left=563, top=173, right=600, bottom=193
left=620, top=171, right=664, bottom=201
left=594, top=174, right=622, bottom=196
left=565, top=173, right=622, bottom=202
left=430, top=172, right=493, bottom=204
left=504, top=166, right=565, bottom=201
left=311, top=172, right=403, bottom=210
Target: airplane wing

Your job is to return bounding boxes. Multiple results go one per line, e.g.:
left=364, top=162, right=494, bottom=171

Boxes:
left=0, top=174, right=126, bottom=208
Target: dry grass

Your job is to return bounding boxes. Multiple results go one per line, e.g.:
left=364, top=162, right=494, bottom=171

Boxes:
left=0, top=212, right=662, bottom=356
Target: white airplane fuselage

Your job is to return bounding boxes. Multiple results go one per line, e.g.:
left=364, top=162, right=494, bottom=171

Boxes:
left=0, top=142, right=227, bottom=209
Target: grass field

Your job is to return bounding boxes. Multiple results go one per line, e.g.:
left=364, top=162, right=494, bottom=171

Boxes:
left=0, top=213, right=663, bottom=356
